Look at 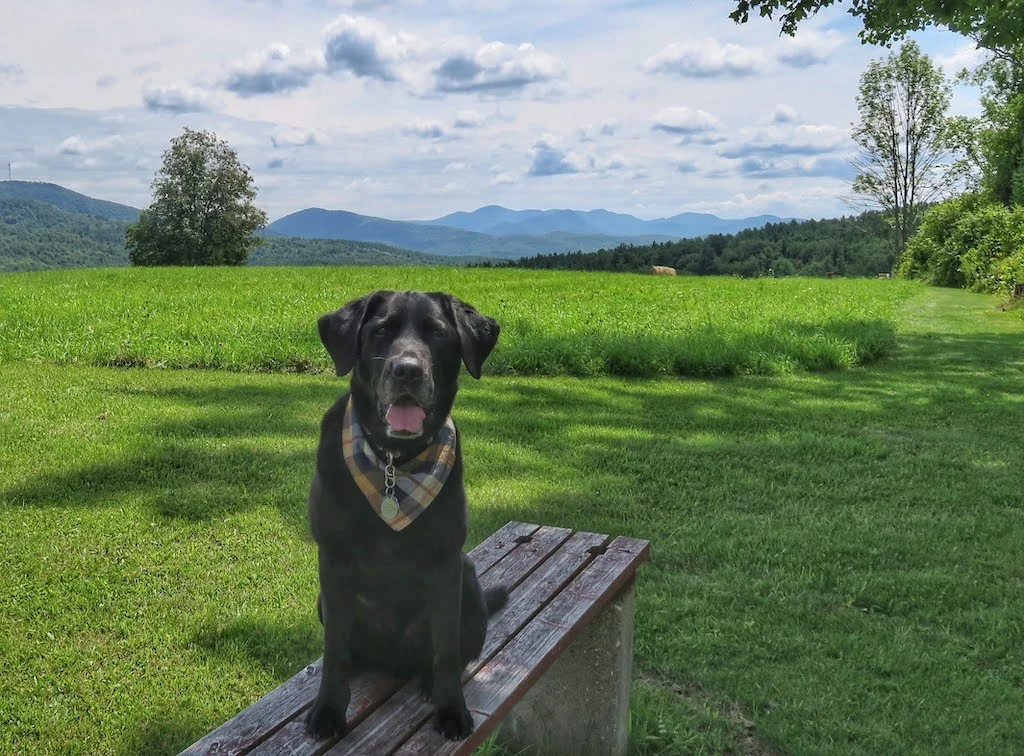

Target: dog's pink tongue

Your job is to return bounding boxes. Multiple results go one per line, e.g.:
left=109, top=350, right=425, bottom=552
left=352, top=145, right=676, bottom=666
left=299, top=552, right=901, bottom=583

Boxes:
left=386, top=404, right=426, bottom=433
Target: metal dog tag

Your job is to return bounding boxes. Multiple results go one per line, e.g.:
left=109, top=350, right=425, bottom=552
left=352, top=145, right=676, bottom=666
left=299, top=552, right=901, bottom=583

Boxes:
left=380, top=495, right=400, bottom=521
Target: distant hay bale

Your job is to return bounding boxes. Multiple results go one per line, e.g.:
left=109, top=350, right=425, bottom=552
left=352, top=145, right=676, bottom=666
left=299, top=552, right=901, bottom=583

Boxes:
left=650, top=265, right=676, bottom=276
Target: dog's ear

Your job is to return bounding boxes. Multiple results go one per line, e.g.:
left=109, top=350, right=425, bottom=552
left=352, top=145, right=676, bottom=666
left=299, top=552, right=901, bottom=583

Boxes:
left=318, top=292, right=385, bottom=376
left=436, top=294, right=500, bottom=379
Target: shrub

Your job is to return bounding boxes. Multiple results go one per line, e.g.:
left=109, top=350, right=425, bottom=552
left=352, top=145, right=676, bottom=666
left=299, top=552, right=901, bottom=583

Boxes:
left=899, top=194, right=1024, bottom=296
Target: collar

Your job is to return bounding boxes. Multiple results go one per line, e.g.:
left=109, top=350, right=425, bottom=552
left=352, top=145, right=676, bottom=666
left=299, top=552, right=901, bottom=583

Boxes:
left=341, top=396, right=457, bottom=531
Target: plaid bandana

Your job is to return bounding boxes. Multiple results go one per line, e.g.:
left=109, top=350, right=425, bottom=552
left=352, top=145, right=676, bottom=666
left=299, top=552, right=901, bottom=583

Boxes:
left=341, top=396, right=457, bottom=532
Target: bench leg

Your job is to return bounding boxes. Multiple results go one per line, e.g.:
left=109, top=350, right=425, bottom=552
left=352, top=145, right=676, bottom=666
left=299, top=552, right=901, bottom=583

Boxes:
left=497, top=580, right=636, bottom=756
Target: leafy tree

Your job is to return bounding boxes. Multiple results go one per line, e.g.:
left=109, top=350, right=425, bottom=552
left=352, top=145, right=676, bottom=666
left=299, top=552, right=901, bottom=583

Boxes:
left=850, top=41, right=954, bottom=257
left=728, top=0, right=1024, bottom=61
left=964, top=58, right=1024, bottom=206
left=126, top=128, right=267, bottom=266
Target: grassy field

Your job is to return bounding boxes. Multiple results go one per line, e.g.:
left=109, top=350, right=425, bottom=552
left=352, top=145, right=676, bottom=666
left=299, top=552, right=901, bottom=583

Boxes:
left=0, top=267, right=918, bottom=376
left=1, top=272, right=1023, bottom=755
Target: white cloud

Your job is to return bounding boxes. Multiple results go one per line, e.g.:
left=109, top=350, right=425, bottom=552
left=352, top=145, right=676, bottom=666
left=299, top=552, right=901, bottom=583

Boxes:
left=224, top=44, right=326, bottom=96
left=142, top=82, right=217, bottom=113
left=56, top=134, right=125, bottom=156
left=403, top=119, right=445, bottom=138
left=775, top=31, right=843, bottom=69
left=453, top=109, right=485, bottom=128
left=270, top=127, right=325, bottom=147
left=324, top=15, right=419, bottom=82
left=934, top=44, right=989, bottom=75
left=652, top=107, right=720, bottom=135
left=644, top=39, right=768, bottom=78
left=771, top=104, right=800, bottom=124
left=434, top=42, right=565, bottom=94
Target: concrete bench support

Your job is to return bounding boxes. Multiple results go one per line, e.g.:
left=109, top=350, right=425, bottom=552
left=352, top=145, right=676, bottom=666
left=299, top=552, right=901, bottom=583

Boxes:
left=498, top=581, right=637, bottom=756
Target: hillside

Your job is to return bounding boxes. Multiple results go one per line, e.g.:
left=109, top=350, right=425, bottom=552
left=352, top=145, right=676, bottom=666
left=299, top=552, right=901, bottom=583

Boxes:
left=0, top=181, right=140, bottom=222
left=0, top=199, right=130, bottom=271
left=501, top=211, right=896, bottom=278
left=267, top=208, right=681, bottom=258
left=0, top=185, right=454, bottom=271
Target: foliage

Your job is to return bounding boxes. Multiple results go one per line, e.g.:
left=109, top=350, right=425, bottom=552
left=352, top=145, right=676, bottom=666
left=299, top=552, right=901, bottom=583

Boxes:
left=728, top=0, right=1024, bottom=60
left=126, top=129, right=268, bottom=266
left=0, top=268, right=919, bottom=376
left=966, top=58, right=1024, bottom=206
left=851, top=41, right=955, bottom=256
left=250, top=236, right=475, bottom=267
left=3, top=287, right=1024, bottom=754
left=898, top=193, right=1024, bottom=295
left=499, top=211, right=897, bottom=277
left=0, top=199, right=129, bottom=272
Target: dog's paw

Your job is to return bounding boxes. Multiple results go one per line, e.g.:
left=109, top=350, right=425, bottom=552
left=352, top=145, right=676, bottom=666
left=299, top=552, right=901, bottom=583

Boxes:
left=434, top=703, right=474, bottom=740
left=304, top=699, right=347, bottom=740
left=417, top=672, right=433, bottom=702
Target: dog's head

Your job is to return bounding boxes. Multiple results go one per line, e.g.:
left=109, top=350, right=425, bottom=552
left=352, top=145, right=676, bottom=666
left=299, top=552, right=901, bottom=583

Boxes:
left=318, top=290, right=499, bottom=450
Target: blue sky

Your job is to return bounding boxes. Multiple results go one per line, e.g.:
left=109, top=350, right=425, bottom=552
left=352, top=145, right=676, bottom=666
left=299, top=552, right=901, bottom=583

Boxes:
left=0, top=0, right=986, bottom=222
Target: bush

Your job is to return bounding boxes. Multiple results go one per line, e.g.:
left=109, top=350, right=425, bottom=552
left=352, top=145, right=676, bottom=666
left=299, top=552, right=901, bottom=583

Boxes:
left=899, top=194, right=1024, bottom=296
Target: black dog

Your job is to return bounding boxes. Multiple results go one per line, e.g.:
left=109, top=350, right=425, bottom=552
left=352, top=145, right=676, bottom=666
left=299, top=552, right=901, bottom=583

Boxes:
left=305, top=290, right=507, bottom=741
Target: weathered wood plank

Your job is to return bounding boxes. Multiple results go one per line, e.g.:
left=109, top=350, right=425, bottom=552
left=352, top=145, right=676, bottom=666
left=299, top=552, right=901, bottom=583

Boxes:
left=247, top=524, right=569, bottom=756
left=178, top=521, right=541, bottom=756
left=397, top=536, right=650, bottom=755
left=333, top=530, right=614, bottom=756
left=323, top=528, right=589, bottom=749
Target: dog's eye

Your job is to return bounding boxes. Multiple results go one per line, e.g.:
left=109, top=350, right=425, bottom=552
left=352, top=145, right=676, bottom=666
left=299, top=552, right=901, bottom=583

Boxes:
left=373, top=324, right=391, bottom=337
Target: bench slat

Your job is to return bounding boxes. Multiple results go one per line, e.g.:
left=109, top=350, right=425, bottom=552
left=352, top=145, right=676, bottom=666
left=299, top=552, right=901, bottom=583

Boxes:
left=179, top=520, right=540, bottom=756
left=397, top=535, right=650, bottom=756
left=332, top=530, right=614, bottom=756
left=249, top=525, right=572, bottom=756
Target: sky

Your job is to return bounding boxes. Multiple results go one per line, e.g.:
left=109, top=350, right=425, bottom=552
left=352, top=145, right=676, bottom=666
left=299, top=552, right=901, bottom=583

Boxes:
left=0, top=0, right=988, bottom=222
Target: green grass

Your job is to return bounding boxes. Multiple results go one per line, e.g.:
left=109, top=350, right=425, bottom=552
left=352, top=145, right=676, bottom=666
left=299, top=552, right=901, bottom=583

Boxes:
left=0, top=267, right=919, bottom=376
left=1, top=282, right=1022, bottom=754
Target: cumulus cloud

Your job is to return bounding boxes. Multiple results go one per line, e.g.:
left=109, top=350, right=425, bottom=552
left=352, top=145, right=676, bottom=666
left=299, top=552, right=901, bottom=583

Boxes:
left=737, top=155, right=854, bottom=180
left=267, top=157, right=286, bottom=169
left=143, top=82, right=216, bottom=113
left=402, top=119, right=445, bottom=138
left=56, top=134, right=125, bottom=156
left=529, top=139, right=579, bottom=176
left=271, top=127, right=324, bottom=148
left=527, top=137, right=626, bottom=177
left=652, top=107, right=720, bottom=136
left=434, top=42, right=564, bottom=94
left=95, top=74, right=118, bottom=88
left=224, top=43, right=326, bottom=96
left=675, top=160, right=699, bottom=174
left=720, top=123, right=847, bottom=159
left=324, top=15, right=417, bottom=82
left=775, top=31, right=842, bottom=69
left=771, top=104, right=799, bottom=124
left=644, top=39, right=767, bottom=78
left=453, top=109, right=485, bottom=128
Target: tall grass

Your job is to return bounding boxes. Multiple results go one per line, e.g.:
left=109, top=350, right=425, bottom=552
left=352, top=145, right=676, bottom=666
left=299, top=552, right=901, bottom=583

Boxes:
left=0, top=267, right=920, bottom=376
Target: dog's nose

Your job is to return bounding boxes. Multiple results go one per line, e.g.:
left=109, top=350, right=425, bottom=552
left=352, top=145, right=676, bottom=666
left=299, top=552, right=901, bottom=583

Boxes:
left=392, top=357, right=425, bottom=383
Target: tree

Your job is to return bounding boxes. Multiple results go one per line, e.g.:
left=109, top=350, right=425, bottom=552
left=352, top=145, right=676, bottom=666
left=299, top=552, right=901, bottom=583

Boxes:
left=728, top=0, right=1024, bottom=62
left=849, top=41, right=954, bottom=257
left=126, top=128, right=267, bottom=266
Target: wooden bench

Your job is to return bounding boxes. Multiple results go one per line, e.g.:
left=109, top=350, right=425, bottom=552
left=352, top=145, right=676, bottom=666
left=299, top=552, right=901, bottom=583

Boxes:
left=179, top=521, right=650, bottom=756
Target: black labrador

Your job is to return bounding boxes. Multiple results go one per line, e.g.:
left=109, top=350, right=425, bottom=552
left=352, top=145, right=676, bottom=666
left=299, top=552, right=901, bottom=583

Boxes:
left=305, top=290, right=507, bottom=741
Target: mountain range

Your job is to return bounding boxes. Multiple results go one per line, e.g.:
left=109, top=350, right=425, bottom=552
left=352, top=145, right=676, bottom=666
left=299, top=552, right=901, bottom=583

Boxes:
left=265, top=206, right=792, bottom=258
left=0, top=180, right=795, bottom=270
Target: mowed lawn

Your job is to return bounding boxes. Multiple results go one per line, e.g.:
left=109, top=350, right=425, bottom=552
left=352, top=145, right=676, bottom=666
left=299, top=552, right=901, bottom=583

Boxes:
left=1, top=273, right=1022, bottom=754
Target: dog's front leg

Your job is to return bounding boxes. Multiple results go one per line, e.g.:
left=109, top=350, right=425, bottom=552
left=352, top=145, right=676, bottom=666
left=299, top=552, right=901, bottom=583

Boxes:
left=305, top=550, right=356, bottom=739
left=426, top=552, right=473, bottom=739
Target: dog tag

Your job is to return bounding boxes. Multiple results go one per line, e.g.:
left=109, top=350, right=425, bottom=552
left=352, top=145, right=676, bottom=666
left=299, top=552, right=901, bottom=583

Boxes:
left=381, top=495, right=400, bottom=521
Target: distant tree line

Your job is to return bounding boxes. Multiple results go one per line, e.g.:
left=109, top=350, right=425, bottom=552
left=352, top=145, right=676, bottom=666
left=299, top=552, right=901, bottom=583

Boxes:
left=489, top=212, right=896, bottom=277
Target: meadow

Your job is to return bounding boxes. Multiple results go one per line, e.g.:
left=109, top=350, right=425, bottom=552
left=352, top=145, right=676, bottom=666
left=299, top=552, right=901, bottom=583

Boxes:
left=0, top=267, right=918, bottom=376
left=1, top=269, right=1022, bottom=755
